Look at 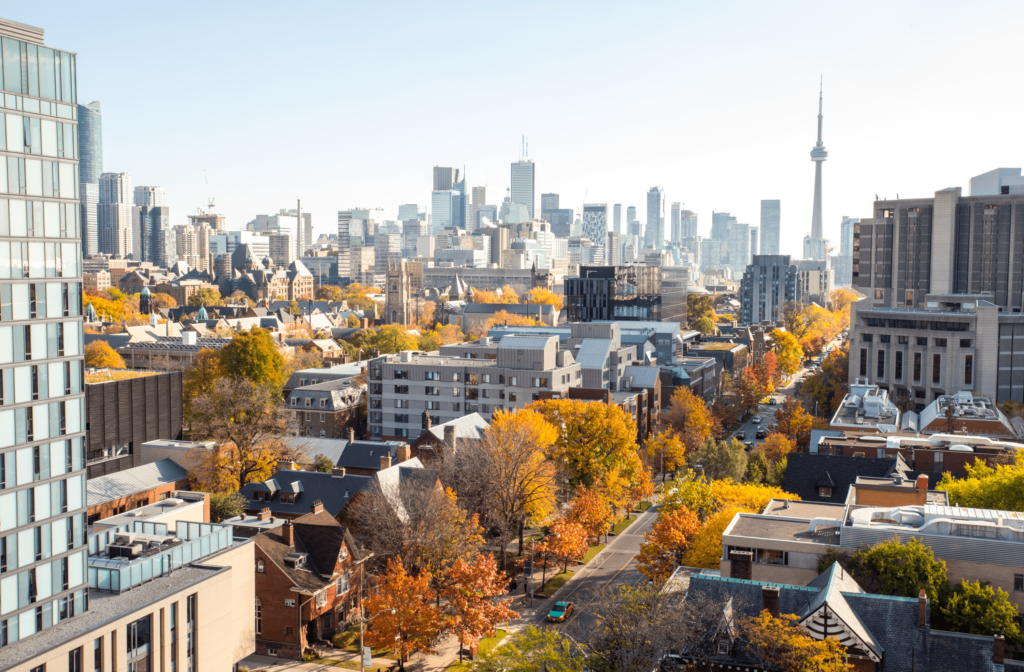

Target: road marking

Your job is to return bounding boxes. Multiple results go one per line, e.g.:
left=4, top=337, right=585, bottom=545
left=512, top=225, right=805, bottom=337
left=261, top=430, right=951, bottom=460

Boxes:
left=559, top=554, right=637, bottom=629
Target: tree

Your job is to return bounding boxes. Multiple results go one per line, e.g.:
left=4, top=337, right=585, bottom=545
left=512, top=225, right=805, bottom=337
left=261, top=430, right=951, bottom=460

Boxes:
left=375, top=324, right=419, bottom=354
left=821, top=537, right=949, bottom=604
left=316, top=285, right=344, bottom=302
left=711, top=480, right=799, bottom=513
left=187, top=377, right=297, bottom=491
left=742, top=610, right=853, bottom=672
left=565, top=485, right=614, bottom=543
left=538, top=518, right=589, bottom=573
left=771, top=397, right=814, bottom=449
left=346, top=313, right=362, bottom=328
left=220, top=327, right=288, bottom=388
left=688, top=294, right=715, bottom=323
left=187, top=288, right=224, bottom=307
left=627, top=471, right=655, bottom=512
left=289, top=299, right=300, bottom=316
left=441, top=554, right=519, bottom=661
left=768, top=329, right=802, bottom=376
left=473, top=284, right=519, bottom=304
left=937, top=579, right=1024, bottom=645
left=209, top=492, right=246, bottom=522
left=150, top=292, right=178, bottom=311
left=682, top=506, right=753, bottom=569
left=687, top=438, right=748, bottom=482
left=662, top=387, right=716, bottom=453
left=530, top=399, right=639, bottom=489
left=84, top=341, right=126, bottom=369
left=363, top=558, right=445, bottom=666
left=737, top=361, right=775, bottom=411
left=800, top=346, right=849, bottom=416
left=526, top=287, right=563, bottom=312
left=641, top=429, right=687, bottom=479
left=637, top=508, right=701, bottom=583
left=287, top=347, right=323, bottom=375
left=691, top=315, right=716, bottom=336
left=310, top=453, right=334, bottom=473
left=182, top=349, right=226, bottom=424
left=758, top=433, right=794, bottom=464
left=830, top=288, right=860, bottom=321
left=937, top=453, right=1024, bottom=512
left=661, top=469, right=719, bottom=522
left=482, top=310, right=541, bottom=333
left=474, top=626, right=582, bottom=672
left=584, top=585, right=690, bottom=672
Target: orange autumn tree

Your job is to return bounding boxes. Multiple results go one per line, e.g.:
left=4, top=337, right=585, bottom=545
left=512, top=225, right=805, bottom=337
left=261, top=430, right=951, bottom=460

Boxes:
left=441, top=553, right=520, bottom=662
left=482, top=310, right=542, bottom=333
left=641, top=429, right=687, bottom=479
left=472, top=285, right=520, bottom=304
left=627, top=469, right=656, bottom=511
left=84, top=341, right=126, bottom=369
left=538, top=518, right=590, bottom=573
left=758, top=433, right=794, bottom=464
left=526, top=287, right=563, bottom=312
left=364, top=558, right=446, bottom=665
left=637, top=507, right=701, bottom=584
left=682, top=506, right=752, bottom=569
left=663, top=387, right=717, bottom=452
left=743, top=610, right=853, bottom=671
left=565, top=485, right=614, bottom=543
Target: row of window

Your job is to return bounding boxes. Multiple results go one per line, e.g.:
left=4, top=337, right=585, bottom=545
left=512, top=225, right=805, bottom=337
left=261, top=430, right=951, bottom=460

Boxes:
left=291, top=396, right=330, bottom=408
left=0, top=544, right=83, bottom=617
left=860, top=349, right=974, bottom=386
left=1, top=38, right=77, bottom=103
left=862, top=333, right=971, bottom=348
left=0, top=513, right=84, bottom=579
left=0, top=587, right=86, bottom=650
left=1, top=438, right=84, bottom=491
left=0, top=361, right=82, bottom=406
left=0, top=200, right=81, bottom=243
left=389, top=377, right=549, bottom=396
left=1, top=112, right=77, bottom=159
left=1, top=156, right=78, bottom=201
left=0, top=322, right=83, bottom=365
left=0, top=398, right=82, bottom=449
left=0, top=472, right=85, bottom=533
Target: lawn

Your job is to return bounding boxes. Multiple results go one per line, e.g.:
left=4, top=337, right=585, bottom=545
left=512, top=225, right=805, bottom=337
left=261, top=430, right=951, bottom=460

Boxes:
left=309, top=659, right=373, bottom=670
left=611, top=514, right=640, bottom=535
left=538, top=570, right=574, bottom=597
left=638, top=501, right=653, bottom=512
left=331, top=627, right=400, bottom=659
left=582, top=543, right=606, bottom=565
left=447, top=630, right=508, bottom=671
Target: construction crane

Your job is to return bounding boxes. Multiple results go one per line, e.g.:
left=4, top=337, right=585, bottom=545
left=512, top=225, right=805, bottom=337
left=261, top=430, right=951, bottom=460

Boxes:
left=204, top=169, right=215, bottom=213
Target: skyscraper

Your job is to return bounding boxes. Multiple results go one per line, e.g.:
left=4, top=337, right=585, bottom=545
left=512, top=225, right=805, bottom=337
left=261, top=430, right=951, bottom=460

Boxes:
left=133, top=187, right=170, bottom=263
left=711, top=211, right=736, bottom=241
left=0, top=16, right=88, bottom=651
left=680, top=209, right=699, bottom=239
left=133, top=185, right=166, bottom=207
left=471, top=186, right=487, bottom=232
left=646, top=187, right=665, bottom=248
left=78, top=101, right=103, bottom=256
left=760, top=199, right=781, bottom=255
left=810, top=79, right=827, bottom=240
left=613, top=204, right=622, bottom=234
left=511, top=149, right=536, bottom=219
left=541, top=193, right=560, bottom=212
left=98, top=172, right=134, bottom=257
left=582, top=204, right=608, bottom=263
left=729, top=223, right=751, bottom=277
left=840, top=216, right=858, bottom=257
left=750, top=227, right=759, bottom=257
left=452, top=171, right=470, bottom=230
left=431, top=190, right=456, bottom=232
left=433, top=166, right=457, bottom=191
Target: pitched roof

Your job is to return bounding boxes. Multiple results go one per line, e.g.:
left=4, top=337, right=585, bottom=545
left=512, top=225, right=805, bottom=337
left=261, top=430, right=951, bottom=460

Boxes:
left=783, top=452, right=898, bottom=503
left=420, top=413, right=490, bottom=444
left=86, top=459, right=189, bottom=508
left=574, top=338, right=613, bottom=368
left=623, top=365, right=660, bottom=389
left=253, top=509, right=361, bottom=593
left=240, top=468, right=374, bottom=517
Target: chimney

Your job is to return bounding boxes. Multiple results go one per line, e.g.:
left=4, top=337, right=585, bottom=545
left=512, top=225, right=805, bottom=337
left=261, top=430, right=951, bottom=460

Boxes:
left=396, top=444, right=412, bottom=463
left=310, top=499, right=324, bottom=514
left=444, top=424, right=456, bottom=454
left=918, top=589, right=928, bottom=627
left=761, top=586, right=780, bottom=618
left=257, top=508, right=272, bottom=521
left=729, top=550, right=752, bottom=580
left=994, top=634, right=1005, bottom=664
left=348, top=427, right=355, bottom=444
left=282, top=520, right=294, bottom=546
left=380, top=453, right=392, bottom=470
left=916, top=474, right=930, bottom=492
left=332, top=467, right=347, bottom=478
left=423, top=410, right=432, bottom=430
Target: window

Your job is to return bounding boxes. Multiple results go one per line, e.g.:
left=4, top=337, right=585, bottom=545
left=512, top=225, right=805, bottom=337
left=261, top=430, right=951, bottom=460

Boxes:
left=395, top=399, right=407, bottom=408
left=451, top=373, right=460, bottom=382
left=69, top=648, right=83, bottom=672
left=761, top=549, right=787, bottom=565
left=916, top=337, right=928, bottom=346
left=126, top=616, right=152, bottom=672
left=874, top=290, right=883, bottom=299
left=281, top=493, right=295, bottom=504
left=960, top=339, right=972, bottom=348
left=895, top=351, right=903, bottom=380
left=880, top=334, right=891, bottom=343
left=913, top=353, right=922, bottom=381
left=305, top=412, right=311, bottom=421
left=393, top=370, right=407, bottom=379
left=510, top=377, right=517, bottom=386
left=861, top=333, right=873, bottom=342
left=394, top=385, right=408, bottom=394
left=257, top=560, right=264, bottom=573
left=877, top=351, right=885, bottom=378
left=94, top=637, right=103, bottom=672
left=425, top=387, right=439, bottom=396
left=898, top=335, right=909, bottom=345
left=304, top=398, right=311, bottom=407
left=932, top=354, right=941, bottom=384
left=340, top=545, right=348, bottom=561
left=1015, top=574, right=1023, bottom=592
left=451, top=387, right=460, bottom=396
left=819, top=487, right=833, bottom=497
left=509, top=393, right=517, bottom=402
left=718, top=641, right=729, bottom=655
left=320, top=399, right=327, bottom=408
left=186, top=595, right=196, bottom=672
left=426, top=400, right=439, bottom=410
left=290, top=397, right=297, bottom=406
left=336, top=572, right=350, bottom=595
left=284, top=598, right=296, bottom=607
left=859, top=349, right=867, bottom=377
left=466, top=374, right=478, bottom=385
left=935, top=338, right=947, bottom=347
left=965, top=355, right=973, bottom=385
left=483, top=374, right=490, bottom=383
left=255, top=597, right=262, bottom=635
left=425, top=371, right=439, bottom=381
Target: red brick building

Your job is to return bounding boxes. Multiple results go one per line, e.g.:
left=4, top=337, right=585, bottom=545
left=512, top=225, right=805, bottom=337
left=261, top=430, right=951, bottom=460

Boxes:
left=252, top=504, right=365, bottom=659
left=85, top=458, right=191, bottom=524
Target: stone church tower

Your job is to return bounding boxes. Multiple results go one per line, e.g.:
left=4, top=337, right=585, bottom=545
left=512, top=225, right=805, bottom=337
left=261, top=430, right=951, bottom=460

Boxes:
left=384, top=261, right=411, bottom=325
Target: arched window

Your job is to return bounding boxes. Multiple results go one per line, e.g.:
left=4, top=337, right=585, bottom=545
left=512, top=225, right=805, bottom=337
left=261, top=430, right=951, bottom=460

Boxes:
left=391, top=284, right=397, bottom=291
left=256, top=559, right=264, bottom=573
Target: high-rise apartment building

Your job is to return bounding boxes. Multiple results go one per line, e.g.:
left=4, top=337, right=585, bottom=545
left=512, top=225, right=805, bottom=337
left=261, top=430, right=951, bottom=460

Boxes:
left=0, top=14, right=90, bottom=654
left=750, top=226, right=759, bottom=257
left=740, top=255, right=797, bottom=323
left=433, top=166, right=457, bottom=191
left=728, top=222, right=751, bottom=277
left=581, top=204, right=608, bottom=263
left=471, top=186, right=486, bottom=233
left=541, top=193, right=559, bottom=212
left=98, top=172, right=133, bottom=257
left=670, top=202, right=681, bottom=243
left=80, top=183, right=98, bottom=257
left=760, top=199, right=781, bottom=255
left=511, top=158, right=535, bottom=219
left=711, top=211, right=736, bottom=241
left=611, top=204, right=621, bottom=235
left=175, top=222, right=212, bottom=270
left=646, top=187, right=665, bottom=248
left=186, top=211, right=225, bottom=234
left=840, top=216, right=858, bottom=257
left=77, top=101, right=102, bottom=256
left=132, top=186, right=166, bottom=207
left=248, top=207, right=310, bottom=259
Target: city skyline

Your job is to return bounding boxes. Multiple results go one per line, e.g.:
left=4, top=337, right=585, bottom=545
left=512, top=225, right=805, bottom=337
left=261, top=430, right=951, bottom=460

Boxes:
left=5, top=1, right=1024, bottom=260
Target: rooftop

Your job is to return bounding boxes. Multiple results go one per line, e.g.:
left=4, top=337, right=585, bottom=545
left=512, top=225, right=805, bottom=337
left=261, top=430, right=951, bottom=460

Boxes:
left=761, top=499, right=847, bottom=519
left=830, top=382, right=900, bottom=429
left=90, top=492, right=206, bottom=530
left=691, top=342, right=744, bottom=352
left=86, top=459, right=189, bottom=509
left=728, top=515, right=840, bottom=546
left=84, top=369, right=161, bottom=384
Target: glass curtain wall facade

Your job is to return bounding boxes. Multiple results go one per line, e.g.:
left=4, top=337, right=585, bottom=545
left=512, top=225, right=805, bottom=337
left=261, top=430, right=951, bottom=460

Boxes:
left=510, top=161, right=535, bottom=219
left=0, top=20, right=88, bottom=651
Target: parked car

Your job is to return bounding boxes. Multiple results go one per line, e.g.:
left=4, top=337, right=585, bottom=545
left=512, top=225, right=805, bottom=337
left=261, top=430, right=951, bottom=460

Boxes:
left=548, top=601, right=574, bottom=623
left=745, top=441, right=754, bottom=450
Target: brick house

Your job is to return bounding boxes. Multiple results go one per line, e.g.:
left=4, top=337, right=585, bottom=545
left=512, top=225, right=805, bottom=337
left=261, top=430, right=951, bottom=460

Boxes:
left=410, top=413, right=490, bottom=465
left=288, top=379, right=365, bottom=439
left=85, top=458, right=191, bottom=524
left=252, top=504, right=364, bottom=659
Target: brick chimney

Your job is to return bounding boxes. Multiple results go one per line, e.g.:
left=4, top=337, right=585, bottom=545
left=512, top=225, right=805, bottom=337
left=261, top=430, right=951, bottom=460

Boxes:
left=348, top=427, right=355, bottom=444
left=310, top=500, right=324, bottom=514
left=761, top=586, right=780, bottom=618
left=423, top=410, right=432, bottom=430
left=444, top=424, right=456, bottom=454
left=918, top=589, right=928, bottom=627
left=916, top=474, right=930, bottom=504
left=257, top=507, right=272, bottom=521
left=380, top=453, right=392, bottom=470
left=994, top=634, right=1005, bottom=664
left=332, top=467, right=347, bottom=478
left=729, top=550, right=752, bottom=580
left=282, top=520, right=294, bottom=546
left=396, top=444, right=412, bottom=463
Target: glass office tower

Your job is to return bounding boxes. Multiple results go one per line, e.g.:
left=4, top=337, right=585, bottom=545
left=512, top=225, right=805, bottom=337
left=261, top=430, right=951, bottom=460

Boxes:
left=0, top=17, right=88, bottom=648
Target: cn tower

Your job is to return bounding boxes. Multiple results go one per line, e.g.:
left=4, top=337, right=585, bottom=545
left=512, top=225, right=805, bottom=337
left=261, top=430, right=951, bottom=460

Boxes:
left=809, top=78, right=827, bottom=240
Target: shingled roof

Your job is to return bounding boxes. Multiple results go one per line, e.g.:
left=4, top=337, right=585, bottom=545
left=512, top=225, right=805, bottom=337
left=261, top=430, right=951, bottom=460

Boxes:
left=253, top=509, right=361, bottom=593
left=783, top=452, right=903, bottom=503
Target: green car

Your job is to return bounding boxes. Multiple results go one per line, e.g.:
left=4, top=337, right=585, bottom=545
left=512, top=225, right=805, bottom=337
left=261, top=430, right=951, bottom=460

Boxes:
left=547, top=601, right=573, bottom=623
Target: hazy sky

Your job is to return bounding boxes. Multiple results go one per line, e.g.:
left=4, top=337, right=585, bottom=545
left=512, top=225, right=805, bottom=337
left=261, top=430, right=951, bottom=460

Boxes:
left=8, top=1, right=1024, bottom=258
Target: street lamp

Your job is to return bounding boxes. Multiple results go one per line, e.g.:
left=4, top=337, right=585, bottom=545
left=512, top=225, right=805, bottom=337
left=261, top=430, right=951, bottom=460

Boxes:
left=359, top=607, right=396, bottom=672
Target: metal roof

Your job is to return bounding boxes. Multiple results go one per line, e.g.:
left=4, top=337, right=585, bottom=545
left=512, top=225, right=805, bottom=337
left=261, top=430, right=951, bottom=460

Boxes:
left=623, top=365, right=660, bottom=389
left=496, top=335, right=553, bottom=350
left=86, top=459, right=189, bottom=508
left=574, top=338, right=613, bottom=368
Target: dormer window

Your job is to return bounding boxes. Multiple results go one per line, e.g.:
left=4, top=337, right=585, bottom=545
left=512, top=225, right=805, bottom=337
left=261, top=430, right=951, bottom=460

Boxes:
left=290, top=398, right=297, bottom=407
left=819, top=487, right=833, bottom=498
left=340, top=545, right=348, bottom=561
left=281, top=493, right=295, bottom=504
left=305, top=398, right=312, bottom=407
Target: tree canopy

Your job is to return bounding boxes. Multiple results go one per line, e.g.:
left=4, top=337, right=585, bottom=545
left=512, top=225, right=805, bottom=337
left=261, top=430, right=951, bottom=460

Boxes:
left=663, top=387, right=717, bottom=452
left=687, top=438, right=748, bottom=482
left=187, top=288, right=224, bottom=307
left=637, top=507, right=701, bottom=583
left=937, top=579, right=1024, bottom=645
left=937, top=453, right=1024, bottom=512
left=769, top=329, right=802, bottom=376
left=219, top=326, right=288, bottom=388
left=84, top=341, right=126, bottom=369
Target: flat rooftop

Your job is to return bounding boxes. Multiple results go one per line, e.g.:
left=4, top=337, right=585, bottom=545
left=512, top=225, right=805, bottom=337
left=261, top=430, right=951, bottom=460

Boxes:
left=762, top=499, right=846, bottom=519
left=91, top=494, right=205, bottom=530
left=729, top=515, right=840, bottom=546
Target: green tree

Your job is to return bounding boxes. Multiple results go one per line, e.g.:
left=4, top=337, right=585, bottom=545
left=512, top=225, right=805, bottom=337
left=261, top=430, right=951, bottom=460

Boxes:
left=289, top=299, right=300, bottom=316
left=744, top=450, right=770, bottom=485
left=187, top=288, right=224, bottom=307
left=938, top=579, right=1024, bottom=645
left=768, top=329, right=802, bottom=376
left=310, top=453, right=335, bottom=473
left=219, top=326, right=287, bottom=388
left=687, top=438, right=748, bottom=483
left=937, top=453, right=1024, bottom=512
left=209, top=492, right=247, bottom=522
left=819, top=538, right=949, bottom=604
left=473, top=625, right=582, bottom=672
left=660, top=469, right=719, bottom=522
left=691, top=315, right=716, bottom=336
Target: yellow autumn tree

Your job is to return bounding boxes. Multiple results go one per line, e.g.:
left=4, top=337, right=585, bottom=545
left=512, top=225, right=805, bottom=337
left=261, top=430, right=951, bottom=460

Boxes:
left=742, top=610, right=853, bottom=671
left=663, top=387, right=716, bottom=452
left=526, top=287, right=563, bottom=312
left=682, top=506, right=752, bottom=569
left=84, top=341, right=126, bottom=369
left=641, top=429, right=687, bottom=478
left=637, top=507, right=702, bottom=584
left=711, top=480, right=800, bottom=513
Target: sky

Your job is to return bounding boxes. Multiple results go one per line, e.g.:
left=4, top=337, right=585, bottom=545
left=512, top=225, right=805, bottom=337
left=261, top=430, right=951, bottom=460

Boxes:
left=7, top=0, right=1024, bottom=259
